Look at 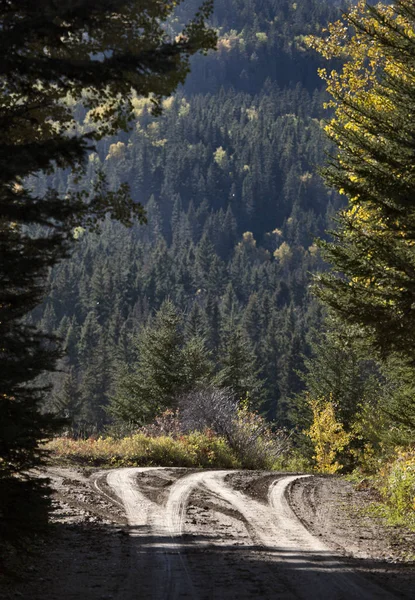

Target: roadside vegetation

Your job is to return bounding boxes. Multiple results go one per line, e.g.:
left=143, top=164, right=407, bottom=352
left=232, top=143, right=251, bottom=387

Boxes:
left=299, top=0, right=415, bottom=535
left=48, top=388, right=292, bottom=470
left=48, top=431, right=238, bottom=469
left=2, top=0, right=415, bottom=560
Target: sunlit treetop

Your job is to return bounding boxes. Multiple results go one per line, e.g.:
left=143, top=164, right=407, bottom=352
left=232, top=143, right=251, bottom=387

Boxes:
left=307, top=1, right=415, bottom=360
left=0, top=0, right=217, bottom=184
left=306, top=0, right=415, bottom=220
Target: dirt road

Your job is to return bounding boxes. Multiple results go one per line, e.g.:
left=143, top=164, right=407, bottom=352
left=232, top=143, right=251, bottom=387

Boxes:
left=97, top=468, right=398, bottom=599
left=2, top=468, right=414, bottom=600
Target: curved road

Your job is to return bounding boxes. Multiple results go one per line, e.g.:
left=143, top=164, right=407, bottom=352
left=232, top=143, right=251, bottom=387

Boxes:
left=93, top=468, right=397, bottom=599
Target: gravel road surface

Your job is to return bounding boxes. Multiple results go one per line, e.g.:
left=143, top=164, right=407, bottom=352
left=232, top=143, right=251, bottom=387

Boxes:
left=2, top=467, right=414, bottom=599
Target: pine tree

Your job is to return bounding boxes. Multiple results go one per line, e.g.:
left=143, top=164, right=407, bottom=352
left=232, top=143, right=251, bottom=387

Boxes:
left=0, top=0, right=216, bottom=540
left=182, top=335, right=214, bottom=391
left=217, top=319, right=263, bottom=406
left=308, top=0, right=415, bottom=361
left=52, top=367, right=83, bottom=434
left=109, top=301, right=185, bottom=424
left=294, top=317, right=382, bottom=432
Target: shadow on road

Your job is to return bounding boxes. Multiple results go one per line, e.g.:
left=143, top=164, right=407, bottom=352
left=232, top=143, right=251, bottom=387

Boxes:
left=2, top=521, right=414, bottom=600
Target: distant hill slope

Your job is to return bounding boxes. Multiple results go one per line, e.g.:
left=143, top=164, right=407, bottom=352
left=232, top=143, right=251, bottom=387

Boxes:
left=30, top=0, right=343, bottom=430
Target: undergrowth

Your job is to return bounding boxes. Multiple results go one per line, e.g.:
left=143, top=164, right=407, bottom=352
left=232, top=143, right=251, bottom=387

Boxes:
left=47, top=431, right=239, bottom=468
left=372, top=448, right=415, bottom=531
left=346, top=448, right=415, bottom=534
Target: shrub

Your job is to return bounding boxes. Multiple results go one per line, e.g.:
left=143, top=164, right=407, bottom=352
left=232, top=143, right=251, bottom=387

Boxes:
left=47, top=431, right=238, bottom=469
left=178, top=387, right=291, bottom=469
left=378, top=448, right=415, bottom=530
left=140, top=409, right=183, bottom=438
left=231, top=404, right=291, bottom=470
left=305, top=396, right=353, bottom=474
left=49, top=387, right=291, bottom=470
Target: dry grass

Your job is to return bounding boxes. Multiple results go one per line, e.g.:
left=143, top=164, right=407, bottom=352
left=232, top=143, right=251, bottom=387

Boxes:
left=47, top=431, right=239, bottom=468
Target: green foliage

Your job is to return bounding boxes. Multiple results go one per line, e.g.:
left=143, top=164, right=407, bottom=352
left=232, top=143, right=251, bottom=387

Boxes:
left=177, top=388, right=291, bottom=469
left=292, top=315, right=386, bottom=464
left=216, top=324, right=263, bottom=406
left=27, top=0, right=337, bottom=430
left=48, top=400, right=292, bottom=470
left=382, top=450, right=415, bottom=529
left=0, top=0, right=216, bottom=540
left=368, top=449, right=415, bottom=531
left=109, top=301, right=214, bottom=424
left=380, top=359, right=415, bottom=445
left=309, top=0, right=415, bottom=362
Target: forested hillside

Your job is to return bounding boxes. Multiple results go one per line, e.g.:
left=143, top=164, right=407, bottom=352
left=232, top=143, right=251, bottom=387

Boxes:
left=29, top=0, right=342, bottom=430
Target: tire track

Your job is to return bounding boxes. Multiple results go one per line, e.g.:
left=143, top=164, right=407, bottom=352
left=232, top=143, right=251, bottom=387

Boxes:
left=105, top=467, right=198, bottom=600
left=98, top=468, right=399, bottom=600
left=199, top=471, right=397, bottom=599
left=106, top=468, right=168, bottom=599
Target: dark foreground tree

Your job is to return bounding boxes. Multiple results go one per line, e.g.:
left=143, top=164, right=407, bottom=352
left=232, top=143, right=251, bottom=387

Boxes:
left=0, top=0, right=216, bottom=541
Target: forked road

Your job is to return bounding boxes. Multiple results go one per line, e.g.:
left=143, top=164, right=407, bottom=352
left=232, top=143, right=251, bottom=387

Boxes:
left=94, top=468, right=397, bottom=599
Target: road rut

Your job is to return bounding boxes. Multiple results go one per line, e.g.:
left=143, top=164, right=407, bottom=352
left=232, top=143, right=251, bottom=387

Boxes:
left=101, top=468, right=398, bottom=599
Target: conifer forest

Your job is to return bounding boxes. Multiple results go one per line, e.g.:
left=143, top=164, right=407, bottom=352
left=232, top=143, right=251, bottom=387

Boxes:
left=30, top=0, right=340, bottom=430
left=1, top=0, right=415, bottom=564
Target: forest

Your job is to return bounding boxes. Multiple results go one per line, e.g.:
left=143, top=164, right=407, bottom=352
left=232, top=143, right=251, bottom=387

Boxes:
left=29, top=0, right=340, bottom=430
left=1, top=0, right=415, bottom=545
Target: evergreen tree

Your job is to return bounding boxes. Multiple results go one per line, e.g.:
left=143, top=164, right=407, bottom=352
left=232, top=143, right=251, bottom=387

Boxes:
left=11, top=0, right=344, bottom=444
left=52, top=367, right=83, bottom=434
left=217, top=320, right=263, bottom=405
left=0, top=0, right=216, bottom=539
left=182, top=335, right=214, bottom=391
left=309, top=0, right=415, bottom=361
left=294, top=317, right=382, bottom=432
left=110, top=300, right=184, bottom=424
left=110, top=300, right=213, bottom=424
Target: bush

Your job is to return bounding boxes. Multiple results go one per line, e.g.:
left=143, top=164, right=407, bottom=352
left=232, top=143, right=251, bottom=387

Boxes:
left=305, top=396, right=353, bottom=474
left=49, top=387, right=291, bottom=470
left=378, top=448, right=415, bottom=530
left=178, top=387, right=291, bottom=469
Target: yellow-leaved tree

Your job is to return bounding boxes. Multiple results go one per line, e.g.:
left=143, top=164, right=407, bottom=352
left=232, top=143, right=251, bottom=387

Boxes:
left=306, top=396, right=353, bottom=474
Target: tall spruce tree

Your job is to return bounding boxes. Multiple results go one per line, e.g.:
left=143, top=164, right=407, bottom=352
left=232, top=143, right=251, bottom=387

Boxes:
left=216, top=320, right=263, bottom=406
left=110, top=300, right=213, bottom=424
left=0, top=0, right=216, bottom=539
left=308, top=0, right=415, bottom=361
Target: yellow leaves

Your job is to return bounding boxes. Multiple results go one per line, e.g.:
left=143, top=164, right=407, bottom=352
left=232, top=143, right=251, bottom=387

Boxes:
left=178, top=98, right=190, bottom=118
left=306, top=396, right=353, bottom=474
left=307, top=0, right=415, bottom=138
left=246, top=107, right=258, bottom=121
left=46, top=432, right=238, bottom=468
left=162, top=96, right=175, bottom=111
left=72, top=226, right=85, bottom=240
left=255, top=32, right=268, bottom=44
left=152, top=138, right=167, bottom=148
left=105, top=141, right=126, bottom=161
left=213, top=146, right=228, bottom=168
left=273, top=241, right=292, bottom=263
left=241, top=231, right=256, bottom=246
left=131, top=96, right=152, bottom=118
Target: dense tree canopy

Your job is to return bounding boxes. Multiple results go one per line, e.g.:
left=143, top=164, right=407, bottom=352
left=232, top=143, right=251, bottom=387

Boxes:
left=28, top=0, right=339, bottom=435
